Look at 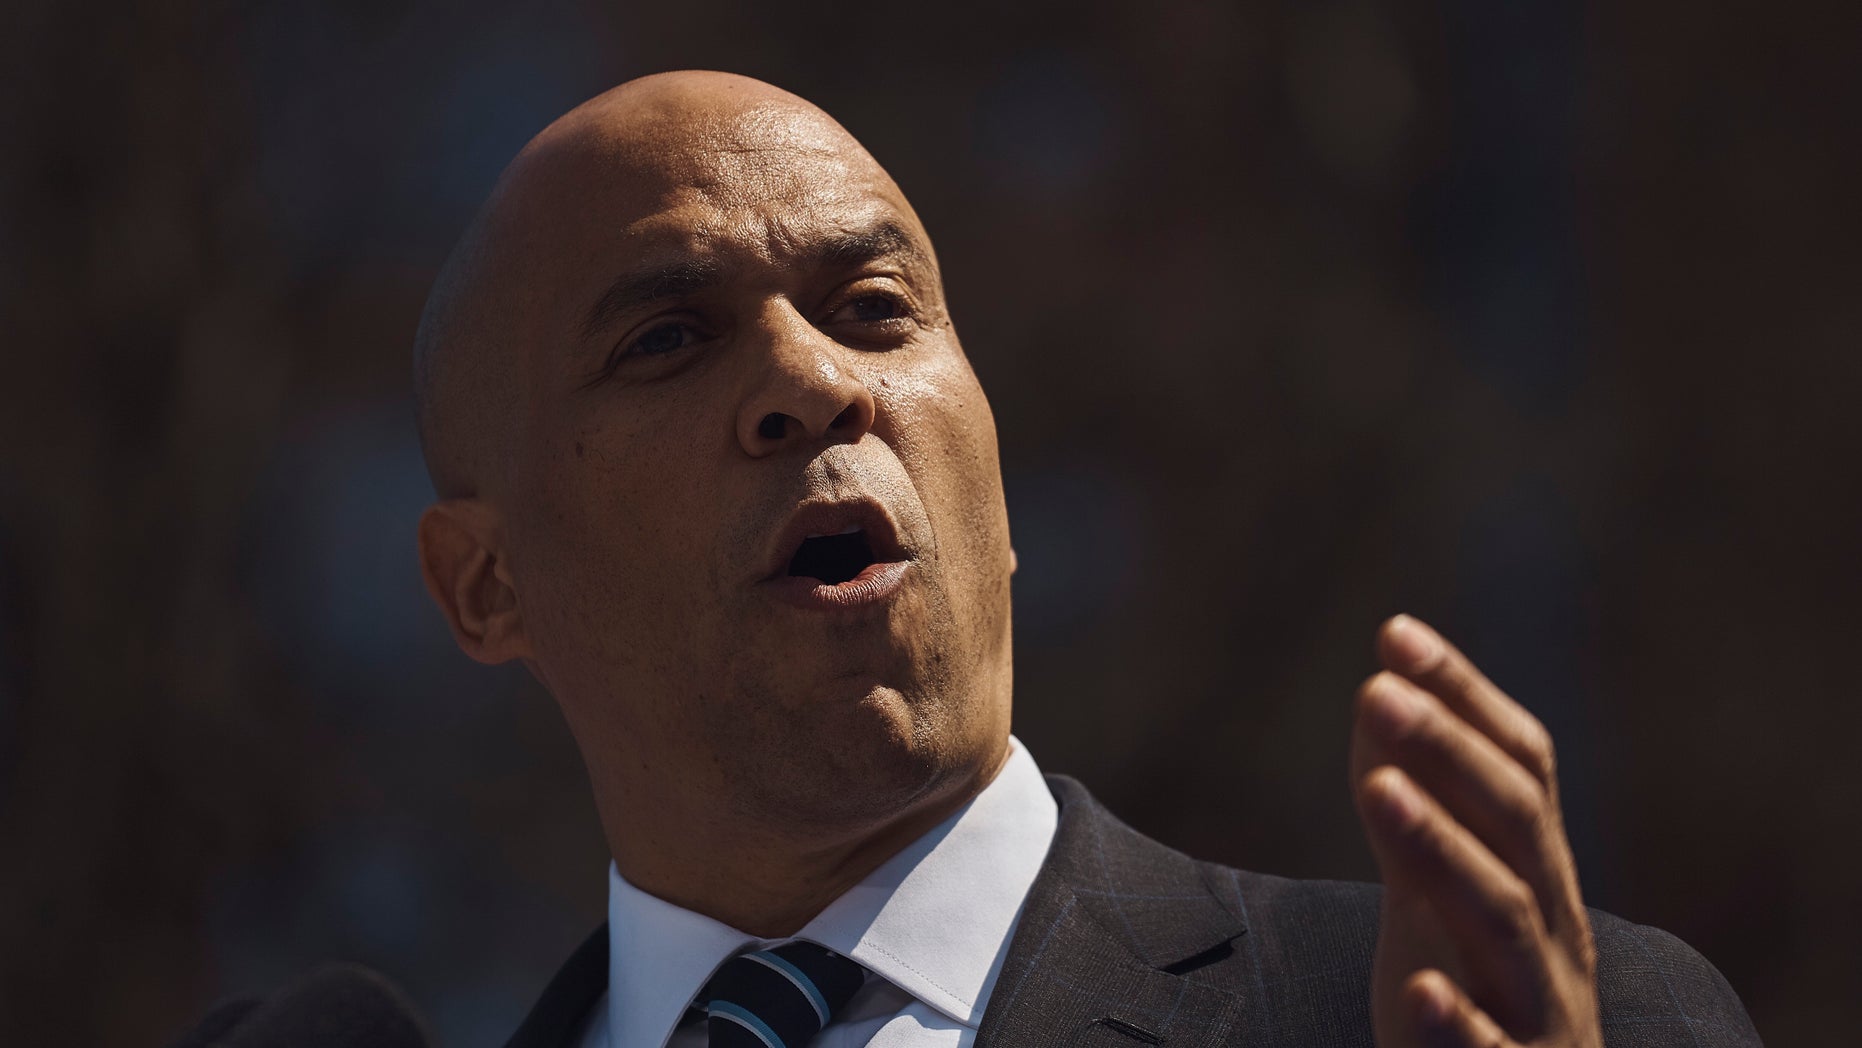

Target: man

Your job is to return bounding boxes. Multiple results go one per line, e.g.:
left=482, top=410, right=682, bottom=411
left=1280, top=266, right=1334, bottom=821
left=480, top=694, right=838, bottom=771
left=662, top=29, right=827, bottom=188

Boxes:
left=399, top=71, right=1752, bottom=1047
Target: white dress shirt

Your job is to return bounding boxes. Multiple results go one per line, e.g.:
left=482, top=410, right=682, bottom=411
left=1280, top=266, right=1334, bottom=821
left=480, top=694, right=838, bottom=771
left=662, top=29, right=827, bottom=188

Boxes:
left=573, top=736, right=1058, bottom=1048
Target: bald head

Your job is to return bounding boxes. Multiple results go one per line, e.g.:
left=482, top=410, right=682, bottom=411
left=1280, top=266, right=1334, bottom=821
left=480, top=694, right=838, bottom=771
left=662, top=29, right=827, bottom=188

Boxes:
left=412, top=71, right=908, bottom=499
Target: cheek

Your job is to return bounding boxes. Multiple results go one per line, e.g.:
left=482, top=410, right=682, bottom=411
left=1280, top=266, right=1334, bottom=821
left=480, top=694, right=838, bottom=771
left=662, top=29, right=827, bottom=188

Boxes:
left=884, top=359, right=1013, bottom=589
left=514, top=415, right=725, bottom=665
left=537, top=403, right=716, bottom=540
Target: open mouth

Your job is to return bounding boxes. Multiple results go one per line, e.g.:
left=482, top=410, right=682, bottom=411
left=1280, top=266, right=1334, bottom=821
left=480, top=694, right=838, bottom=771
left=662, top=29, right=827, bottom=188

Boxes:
left=787, top=526, right=879, bottom=585
left=763, top=498, right=912, bottom=609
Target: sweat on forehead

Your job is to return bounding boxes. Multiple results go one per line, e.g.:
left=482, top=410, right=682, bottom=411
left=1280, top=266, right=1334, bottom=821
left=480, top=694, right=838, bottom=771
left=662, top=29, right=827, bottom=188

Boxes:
left=412, top=71, right=905, bottom=500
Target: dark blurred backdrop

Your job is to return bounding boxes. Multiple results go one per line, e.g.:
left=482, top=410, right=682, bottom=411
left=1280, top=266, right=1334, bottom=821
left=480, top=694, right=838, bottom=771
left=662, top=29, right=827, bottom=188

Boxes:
left=2, top=1, right=1857, bottom=1044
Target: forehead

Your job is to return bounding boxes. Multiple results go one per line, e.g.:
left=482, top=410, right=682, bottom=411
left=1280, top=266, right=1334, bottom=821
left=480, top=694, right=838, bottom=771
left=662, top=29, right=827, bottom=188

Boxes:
left=622, top=103, right=868, bottom=203
left=615, top=194, right=912, bottom=276
left=537, top=101, right=918, bottom=260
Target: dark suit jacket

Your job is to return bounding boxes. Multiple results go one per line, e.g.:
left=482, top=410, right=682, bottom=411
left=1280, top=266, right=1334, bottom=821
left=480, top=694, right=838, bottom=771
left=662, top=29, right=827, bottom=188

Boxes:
left=508, top=775, right=1762, bottom=1047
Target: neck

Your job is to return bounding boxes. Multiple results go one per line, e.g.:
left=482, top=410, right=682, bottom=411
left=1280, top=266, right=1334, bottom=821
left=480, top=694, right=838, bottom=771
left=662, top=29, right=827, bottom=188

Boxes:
left=600, top=744, right=1011, bottom=938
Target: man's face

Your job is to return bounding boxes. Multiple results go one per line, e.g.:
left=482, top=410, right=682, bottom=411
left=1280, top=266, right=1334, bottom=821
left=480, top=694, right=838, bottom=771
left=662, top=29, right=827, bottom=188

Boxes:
left=492, top=98, right=1014, bottom=833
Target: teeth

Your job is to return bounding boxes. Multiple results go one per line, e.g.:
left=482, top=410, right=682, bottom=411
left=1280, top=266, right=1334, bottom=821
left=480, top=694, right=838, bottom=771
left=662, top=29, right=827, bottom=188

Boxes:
left=804, top=525, right=864, bottom=539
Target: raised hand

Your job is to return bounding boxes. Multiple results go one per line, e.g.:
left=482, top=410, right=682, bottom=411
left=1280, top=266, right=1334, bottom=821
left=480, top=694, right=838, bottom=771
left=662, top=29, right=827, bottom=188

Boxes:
left=1351, top=615, right=1602, bottom=1048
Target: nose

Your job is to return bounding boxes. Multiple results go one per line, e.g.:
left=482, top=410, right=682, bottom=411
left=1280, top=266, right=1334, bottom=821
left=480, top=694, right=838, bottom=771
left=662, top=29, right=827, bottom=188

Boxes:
left=735, top=304, right=876, bottom=457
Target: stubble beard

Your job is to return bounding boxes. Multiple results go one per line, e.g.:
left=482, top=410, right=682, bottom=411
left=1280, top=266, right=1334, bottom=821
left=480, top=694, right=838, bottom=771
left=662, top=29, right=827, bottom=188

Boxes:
left=709, top=573, right=1000, bottom=840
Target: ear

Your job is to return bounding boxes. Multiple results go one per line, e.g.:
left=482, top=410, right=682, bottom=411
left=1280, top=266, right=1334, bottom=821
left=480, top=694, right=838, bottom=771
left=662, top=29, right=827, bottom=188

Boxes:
left=417, top=498, right=532, bottom=664
left=1009, top=547, right=1018, bottom=576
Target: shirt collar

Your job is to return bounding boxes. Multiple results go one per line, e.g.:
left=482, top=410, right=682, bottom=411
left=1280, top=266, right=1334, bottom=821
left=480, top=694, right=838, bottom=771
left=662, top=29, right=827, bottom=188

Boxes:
left=603, top=736, right=1058, bottom=1047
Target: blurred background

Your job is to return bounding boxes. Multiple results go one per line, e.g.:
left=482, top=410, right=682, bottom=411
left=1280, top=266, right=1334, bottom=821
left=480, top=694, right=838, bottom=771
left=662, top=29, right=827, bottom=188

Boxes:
left=2, top=0, right=1856, bottom=1044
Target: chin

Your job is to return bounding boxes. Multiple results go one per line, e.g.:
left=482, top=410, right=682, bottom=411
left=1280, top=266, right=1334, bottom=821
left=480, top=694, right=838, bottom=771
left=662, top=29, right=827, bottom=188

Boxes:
left=732, top=680, right=981, bottom=834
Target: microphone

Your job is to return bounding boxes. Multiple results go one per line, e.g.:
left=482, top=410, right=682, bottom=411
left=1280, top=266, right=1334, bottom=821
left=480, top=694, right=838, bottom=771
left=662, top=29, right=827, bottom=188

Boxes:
left=169, top=963, right=433, bottom=1048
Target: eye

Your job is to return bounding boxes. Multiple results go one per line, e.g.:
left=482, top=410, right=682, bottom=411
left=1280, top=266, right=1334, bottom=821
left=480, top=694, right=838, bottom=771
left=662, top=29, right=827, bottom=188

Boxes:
left=581, top=319, right=706, bottom=389
left=823, top=287, right=919, bottom=338
left=823, top=288, right=923, bottom=349
left=626, top=321, right=696, bottom=357
left=839, top=294, right=905, bottom=323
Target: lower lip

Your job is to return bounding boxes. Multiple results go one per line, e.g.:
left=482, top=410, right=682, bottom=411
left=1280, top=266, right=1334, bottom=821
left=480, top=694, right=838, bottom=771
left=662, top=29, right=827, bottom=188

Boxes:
left=764, top=560, right=911, bottom=611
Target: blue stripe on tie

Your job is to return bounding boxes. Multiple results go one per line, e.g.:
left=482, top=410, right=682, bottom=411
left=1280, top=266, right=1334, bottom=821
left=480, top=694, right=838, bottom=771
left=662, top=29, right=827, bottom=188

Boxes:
left=748, top=950, right=830, bottom=1025
left=707, top=1000, right=786, bottom=1048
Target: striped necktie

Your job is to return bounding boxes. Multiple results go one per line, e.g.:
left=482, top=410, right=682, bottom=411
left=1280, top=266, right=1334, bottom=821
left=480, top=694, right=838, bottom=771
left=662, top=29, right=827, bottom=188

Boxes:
left=699, top=942, right=867, bottom=1048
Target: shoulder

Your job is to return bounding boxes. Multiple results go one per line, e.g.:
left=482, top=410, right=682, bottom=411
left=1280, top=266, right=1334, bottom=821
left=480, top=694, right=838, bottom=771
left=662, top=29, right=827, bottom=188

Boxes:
left=1042, top=775, right=1384, bottom=972
left=1215, top=867, right=1384, bottom=984
left=1040, top=777, right=1760, bottom=1046
left=1588, top=909, right=1764, bottom=1046
left=1223, top=866, right=1383, bottom=938
left=1206, top=868, right=1762, bottom=1045
left=1216, top=870, right=1762, bottom=1045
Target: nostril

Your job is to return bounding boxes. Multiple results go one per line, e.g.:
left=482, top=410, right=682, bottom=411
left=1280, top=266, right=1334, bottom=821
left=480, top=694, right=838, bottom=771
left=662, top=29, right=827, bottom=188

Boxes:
left=829, top=404, right=859, bottom=430
left=757, top=413, right=788, bottom=440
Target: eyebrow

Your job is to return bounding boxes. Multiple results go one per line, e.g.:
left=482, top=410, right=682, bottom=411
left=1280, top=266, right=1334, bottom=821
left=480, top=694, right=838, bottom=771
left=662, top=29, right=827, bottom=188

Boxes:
left=578, top=220, right=936, bottom=341
left=819, top=220, right=936, bottom=275
left=579, top=257, right=726, bottom=341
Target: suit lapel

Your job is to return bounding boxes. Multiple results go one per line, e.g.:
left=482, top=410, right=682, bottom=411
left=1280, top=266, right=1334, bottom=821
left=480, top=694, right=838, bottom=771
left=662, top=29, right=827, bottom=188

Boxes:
left=974, top=776, right=1249, bottom=1047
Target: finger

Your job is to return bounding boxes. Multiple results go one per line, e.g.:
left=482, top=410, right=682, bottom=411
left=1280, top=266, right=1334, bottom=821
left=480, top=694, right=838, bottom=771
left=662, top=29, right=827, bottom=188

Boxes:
left=1377, top=615, right=1559, bottom=797
left=1354, top=671, right=1587, bottom=943
left=1356, top=765, right=1550, bottom=1026
left=1405, top=969, right=1516, bottom=1048
left=1371, top=616, right=1592, bottom=956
